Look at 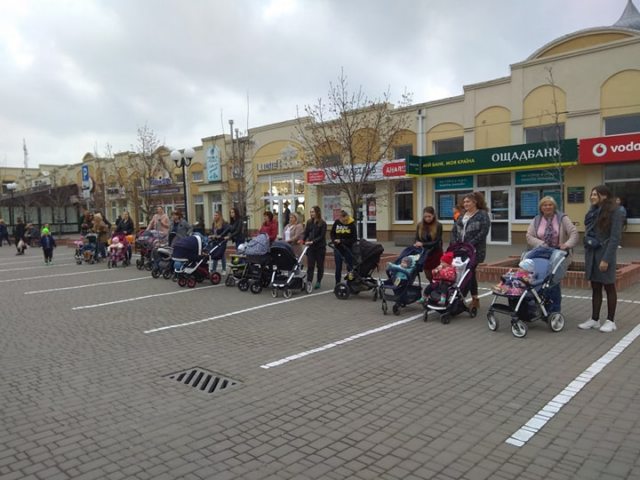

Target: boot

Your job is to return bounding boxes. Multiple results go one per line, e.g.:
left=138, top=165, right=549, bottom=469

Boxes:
left=470, top=296, right=480, bottom=310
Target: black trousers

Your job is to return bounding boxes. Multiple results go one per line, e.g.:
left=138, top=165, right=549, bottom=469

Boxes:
left=43, top=248, right=54, bottom=262
left=306, top=247, right=326, bottom=284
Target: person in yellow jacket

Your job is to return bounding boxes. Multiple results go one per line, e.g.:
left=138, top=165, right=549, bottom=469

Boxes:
left=330, top=210, right=358, bottom=285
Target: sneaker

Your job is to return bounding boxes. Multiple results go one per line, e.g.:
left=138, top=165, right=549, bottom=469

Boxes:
left=599, top=320, right=617, bottom=333
left=314, top=282, right=321, bottom=290
left=578, top=319, right=600, bottom=330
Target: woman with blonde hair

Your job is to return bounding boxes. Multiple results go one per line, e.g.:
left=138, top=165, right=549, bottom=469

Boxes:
left=526, top=195, right=578, bottom=314
left=283, top=212, right=304, bottom=257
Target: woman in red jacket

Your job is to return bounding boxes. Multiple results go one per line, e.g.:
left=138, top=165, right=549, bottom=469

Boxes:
left=258, top=211, right=278, bottom=243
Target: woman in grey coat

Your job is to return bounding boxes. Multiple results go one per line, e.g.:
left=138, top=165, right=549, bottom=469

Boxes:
left=578, top=185, right=624, bottom=333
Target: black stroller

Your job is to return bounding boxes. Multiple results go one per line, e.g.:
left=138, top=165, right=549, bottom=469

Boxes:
left=150, top=243, right=173, bottom=279
left=380, top=246, right=428, bottom=315
left=423, top=242, right=478, bottom=324
left=270, top=242, right=311, bottom=298
left=237, top=233, right=273, bottom=294
left=487, top=247, right=569, bottom=338
left=171, top=234, right=222, bottom=288
left=331, top=239, right=384, bottom=300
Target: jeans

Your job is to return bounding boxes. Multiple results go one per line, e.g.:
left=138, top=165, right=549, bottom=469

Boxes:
left=212, top=257, right=227, bottom=272
left=546, top=284, right=562, bottom=314
left=334, top=245, right=354, bottom=283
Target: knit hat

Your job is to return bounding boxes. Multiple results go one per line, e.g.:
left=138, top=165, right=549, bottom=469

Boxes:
left=41, top=227, right=50, bottom=235
left=519, top=258, right=535, bottom=273
left=441, top=252, right=454, bottom=265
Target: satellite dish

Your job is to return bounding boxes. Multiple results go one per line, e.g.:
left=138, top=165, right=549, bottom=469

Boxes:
left=42, top=171, right=50, bottom=176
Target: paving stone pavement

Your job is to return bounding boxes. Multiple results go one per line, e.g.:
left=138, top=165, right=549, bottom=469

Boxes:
left=1, top=244, right=639, bottom=480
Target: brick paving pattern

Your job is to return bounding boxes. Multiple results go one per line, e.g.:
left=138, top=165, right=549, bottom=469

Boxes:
left=1, top=244, right=639, bottom=479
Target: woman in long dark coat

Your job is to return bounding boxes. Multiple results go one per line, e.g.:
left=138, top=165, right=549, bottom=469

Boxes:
left=578, top=185, right=624, bottom=333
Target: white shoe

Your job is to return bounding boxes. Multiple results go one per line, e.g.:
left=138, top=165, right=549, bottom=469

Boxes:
left=599, top=320, right=617, bottom=333
left=578, top=319, right=600, bottom=330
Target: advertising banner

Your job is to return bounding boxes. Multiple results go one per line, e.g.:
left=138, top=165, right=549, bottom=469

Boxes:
left=306, top=159, right=408, bottom=185
left=406, top=140, right=578, bottom=176
left=579, top=133, right=640, bottom=164
left=206, top=146, right=222, bottom=182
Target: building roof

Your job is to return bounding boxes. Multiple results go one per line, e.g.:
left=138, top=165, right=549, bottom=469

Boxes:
left=614, top=0, right=640, bottom=30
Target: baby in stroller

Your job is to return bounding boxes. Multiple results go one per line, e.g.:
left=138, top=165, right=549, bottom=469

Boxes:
left=75, top=232, right=99, bottom=264
left=487, top=247, right=569, bottom=338
left=419, top=252, right=457, bottom=306
left=107, top=235, right=127, bottom=268
left=379, top=246, right=426, bottom=314
left=386, top=254, right=421, bottom=287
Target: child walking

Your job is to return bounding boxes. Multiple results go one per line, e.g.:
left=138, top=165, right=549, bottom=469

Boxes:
left=40, top=227, right=56, bottom=265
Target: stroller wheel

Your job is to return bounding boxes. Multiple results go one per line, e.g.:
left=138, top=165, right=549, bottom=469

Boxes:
left=250, top=282, right=262, bottom=294
left=225, top=275, right=236, bottom=287
left=487, top=311, right=499, bottom=331
left=145, top=263, right=153, bottom=271
left=548, top=312, right=565, bottom=332
left=271, top=288, right=278, bottom=298
left=210, top=272, right=222, bottom=285
left=392, top=304, right=401, bottom=316
left=151, top=268, right=161, bottom=279
left=177, top=277, right=187, bottom=287
left=305, top=281, right=313, bottom=294
left=334, top=283, right=350, bottom=300
left=511, top=320, right=528, bottom=338
left=187, top=277, right=197, bottom=288
left=107, top=260, right=112, bottom=269
left=469, top=306, right=478, bottom=318
left=237, top=278, right=250, bottom=291
left=441, top=314, right=451, bottom=325
left=162, top=270, right=173, bottom=280
left=136, top=258, right=144, bottom=270
left=423, top=310, right=429, bottom=322
left=76, top=259, right=82, bottom=265
left=283, top=288, right=293, bottom=299
left=382, top=301, right=388, bottom=315
left=372, top=289, right=378, bottom=301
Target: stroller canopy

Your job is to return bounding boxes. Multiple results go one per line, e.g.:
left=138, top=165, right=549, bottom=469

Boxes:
left=171, top=234, right=206, bottom=261
left=523, top=247, right=569, bottom=288
left=270, top=241, right=298, bottom=270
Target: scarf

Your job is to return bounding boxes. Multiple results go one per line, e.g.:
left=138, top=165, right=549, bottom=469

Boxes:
left=543, top=216, right=556, bottom=248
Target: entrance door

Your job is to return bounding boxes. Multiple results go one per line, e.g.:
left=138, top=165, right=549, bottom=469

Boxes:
left=358, top=196, right=377, bottom=241
left=483, top=188, right=510, bottom=244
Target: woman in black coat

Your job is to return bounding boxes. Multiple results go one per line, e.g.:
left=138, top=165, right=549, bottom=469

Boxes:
left=14, top=218, right=26, bottom=254
left=303, top=205, right=327, bottom=290
left=578, top=185, right=624, bottom=333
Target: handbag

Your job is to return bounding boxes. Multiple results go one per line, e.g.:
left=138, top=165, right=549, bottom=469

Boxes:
left=583, top=232, right=601, bottom=249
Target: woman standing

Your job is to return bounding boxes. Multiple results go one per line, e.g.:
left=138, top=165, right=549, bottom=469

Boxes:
left=92, top=213, right=109, bottom=259
left=526, top=196, right=578, bottom=314
left=450, top=192, right=491, bottom=310
left=303, top=206, right=327, bottom=289
left=170, top=210, right=192, bottom=245
left=14, top=218, right=26, bottom=254
left=115, top=211, right=134, bottom=236
left=258, top=211, right=278, bottom=243
left=414, top=206, right=443, bottom=281
left=227, top=207, right=245, bottom=247
left=210, top=211, right=230, bottom=273
left=283, top=212, right=304, bottom=257
left=579, top=185, right=624, bottom=333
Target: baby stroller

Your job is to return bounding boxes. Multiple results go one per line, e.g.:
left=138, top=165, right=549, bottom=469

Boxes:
left=74, top=236, right=86, bottom=264
left=225, top=250, right=247, bottom=287
left=423, top=242, right=478, bottom=324
left=269, top=241, right=311, bottom=298
left=77, top=232, right=99, bottom=264
left=151, top=243, right=174, bottom=279
left=332, top=239, right=384, bottom=300
left=237, top=233, right=273, bottom=294
left=135, top=229, right=164, bottom=271
left=487, top=247, right=569, bottom=338
left=379, top=246, right=428, bottom=315
left=106, top=235, right=128, bottom=268
left=171, top=234, right=222, bottom=288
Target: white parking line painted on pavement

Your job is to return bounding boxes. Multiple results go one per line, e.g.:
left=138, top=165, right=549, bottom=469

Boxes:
left=0, top=269, right=115, bottom=283
left=505, top=323, right=640, bottom=448
left=144, top=290, right=333, bottom=334
left=260, top=313, right=424, bottom=369
left=0, top=255, right=75, bottom=267
left=0, top=263, right=75, bottom=272
left=25, top=276, right=151, bottom=294
left=72, top=284, right=222, bottom=310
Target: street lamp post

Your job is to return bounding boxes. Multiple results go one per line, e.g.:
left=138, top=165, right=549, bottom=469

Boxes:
left=6, top=182, right=17, bottom=228
left=170, top=148, right=195, bottom=223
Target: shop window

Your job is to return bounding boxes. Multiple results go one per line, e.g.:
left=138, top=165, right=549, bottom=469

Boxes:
left=433, top=137, right=463, bottom=154
left=394, top=179, right=413, bottom=222
left=604, top=114, right=640, bottom=135
left=436, top=190, right=472, bottom=220
left=524, top=124, right=565, bottom=143
left=323, top=187, right=342, bottom=222
left=515, top=187, right=562, bottom=220
left=605, top=162, right=640, bottom=220
left=393, top=144, right=413, bottom=159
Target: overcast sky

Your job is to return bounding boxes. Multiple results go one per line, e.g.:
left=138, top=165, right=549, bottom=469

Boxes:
left=0, top=0, right=631, bottom=168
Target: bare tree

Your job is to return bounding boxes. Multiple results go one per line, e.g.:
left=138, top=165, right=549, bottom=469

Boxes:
left=129, top=124, right=167, bottom=223
left=295, top=70, right=413, bottom=218
left=544, top=66, right=568, bottom=206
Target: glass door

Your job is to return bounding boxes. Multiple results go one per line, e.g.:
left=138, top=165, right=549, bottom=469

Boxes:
left=358, top=195, right=377, bottom=241
left=486, top=188, right=510, bottom=244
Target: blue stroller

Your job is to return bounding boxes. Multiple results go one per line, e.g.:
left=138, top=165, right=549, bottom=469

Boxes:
left=379, top=246, right=428, bottom=315
left=487, top=247, right=569, bottom=338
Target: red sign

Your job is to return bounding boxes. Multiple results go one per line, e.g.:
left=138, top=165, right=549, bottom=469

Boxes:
left=580, top=133, right=640, bottom=164
left=306, top=170, right=326, bottom=184
left=382, top=160, right=406, bottom=177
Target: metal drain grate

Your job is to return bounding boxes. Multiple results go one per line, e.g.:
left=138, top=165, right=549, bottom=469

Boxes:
left=166, top=367, right=241, bottom=395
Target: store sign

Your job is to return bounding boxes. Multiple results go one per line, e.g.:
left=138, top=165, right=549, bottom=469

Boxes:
left=406, top=140, right=578, bottom=176
left=434, top=176, right=473, bottom=190
left=515, top=169, right=562, bottom=185
left=306, top=159, right=407, bottom=185
left=579, top=133, right=640, bottom=164
left=206, top=146, right=222, bottom=182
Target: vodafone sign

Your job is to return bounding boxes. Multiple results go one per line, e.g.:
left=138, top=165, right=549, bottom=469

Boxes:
left=580, top=133, right=640, bottom=164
